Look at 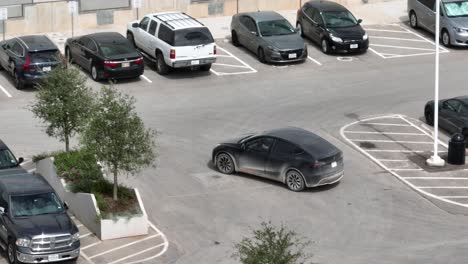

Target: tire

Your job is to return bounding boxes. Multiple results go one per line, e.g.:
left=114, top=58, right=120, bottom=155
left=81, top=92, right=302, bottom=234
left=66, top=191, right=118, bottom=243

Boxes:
left=321, top=38, right=330, bottom=54
left=91, top=64, right=101, bottom=81
left=200, top=63, right=212, bottom=71
left=13, top=69, right=24, bottom=90
left=425, top=106, right=434, bottom=126
left=216, top=153, right=235, bottom=174
left=231, top=30, right=240, bottom=47
left=410, top=11, right=418, bottom=29
left=65, top=47, right=73, bottom=64
left=285, top=170, right=306, bottom=192
left=297, top=22, right=305, bottom=37
left=127, top=32, right=136, bottom=48
left=7, top=240, right=21, bottom=264
left=442, top=29, right=451, bottom=47
left=156, top=53, right=170, bottom=75
left=257, top=47, right=266, bottom=63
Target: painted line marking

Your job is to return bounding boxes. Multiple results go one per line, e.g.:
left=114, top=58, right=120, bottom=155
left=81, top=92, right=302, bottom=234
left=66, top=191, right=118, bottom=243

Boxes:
left=370, top=44, right=438, bottom=51
left=399, top=115, right=449, bottom=148
left=214, top=71, right=257, bottom=76
left=215, top=54, right=231, bottom=58
left=368, top=47, right=386, bottom=58
left=0, top=84, right=12, bottom=98
left=404, top=177, right=468, bottom=180
left=210, top=46, right=257, bottom=76
left=141, top=75, right=152, bottom=83
left=340, top=114, right=468, bottom=211
left=80, top=251, right=96, bottom=264
left=213, top=63, right=250, bottom=68
left=125, top=221, right=170, bottom=264
left=418, top=186, right=468, bottom=189
left=366, top=28, right=411, bottom=33
left=81, top=241, right=101, bottom=250
left=440, top=196, right=468, bottom=199
left=76, top=224, right=83, bottom=228
left=364, top=149, right=443, bottom=153
left=89, top=233, right=162, bottom=259
left=360, top=122, right=412, bottom=126
left=389, top=168, right=424, bottom=171
left=377, top=159, right=410, bottom=162
left=108, top=243, right=166, bottom=264
left=396, top=24, right=449, bottom=52
left=350, top=139, right=434, bottom=144
left=370, top=36, right=427, bottom=42
left=307, top=56, right=322, bottom=66
left=343, top=131, right=426, bottom=136
left=80, top=232, right=93, bottom=239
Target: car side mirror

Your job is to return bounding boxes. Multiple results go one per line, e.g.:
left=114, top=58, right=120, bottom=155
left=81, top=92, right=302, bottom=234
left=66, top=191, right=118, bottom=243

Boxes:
left=241, top=143, right=246, bottom=151
left=250, top=31, right=258, bottom=36
left=63, top=202, right=69, bottom=211
left=18, top=157, right=24, bottom=164
left=132, top=22, right=139, bottom=28
left=357, top=19, right=363, bottom=24
left=0, top=207, right=6, bottom=216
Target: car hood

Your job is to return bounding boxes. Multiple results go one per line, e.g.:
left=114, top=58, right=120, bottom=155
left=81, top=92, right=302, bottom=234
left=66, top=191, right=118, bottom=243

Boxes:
left=264, top=34, right=305, bottom=50
left=12, top=213, right=75, bottom=238
left=328, top=25, right=365, bottom=39
left=450, top=17, right=468, bottom=29
left=0, top=167, right=27, bottom=177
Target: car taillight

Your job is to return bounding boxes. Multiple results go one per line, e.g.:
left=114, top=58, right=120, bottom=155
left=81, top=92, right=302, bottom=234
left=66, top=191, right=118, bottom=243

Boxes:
left=104, top=61, right=118, bottom=67
left=310, top=161, right=326, bottom=168
left=170, top=49, right=176, bottom=59
left=23, top=55, right=32, bottom=71
left=297, top=9, right=302, bottom=17
left=214, top=45, right=217, bottom=55
left=134, top=58, right=143, bottom=65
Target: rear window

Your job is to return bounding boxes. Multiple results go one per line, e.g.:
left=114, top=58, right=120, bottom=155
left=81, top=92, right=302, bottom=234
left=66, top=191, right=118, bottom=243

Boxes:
left=174, top=28, right=214, bottom=47
left=99, top=42, right=135, bottom=57
left=29, top=50, right=60, bottom=63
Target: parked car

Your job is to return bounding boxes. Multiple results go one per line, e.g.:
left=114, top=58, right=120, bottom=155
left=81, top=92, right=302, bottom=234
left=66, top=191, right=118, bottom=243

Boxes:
left=0, top=35, right=61, bottom=89
left=0, top=140, right=24, bottom=175
left=409, top=0, right=468, bottom=47
left=127, top=11, right=217, bottom=75
left=296, top=0, right=369, bottom=54
left=0, top=173, right=80, bottom=264
left=231, top=11, right=307, bottom=63
left=65, top=32, right=144, bottom=82
left=425, top=96, right=468, bottom=138
left=212, top=127, right=344, bottom=191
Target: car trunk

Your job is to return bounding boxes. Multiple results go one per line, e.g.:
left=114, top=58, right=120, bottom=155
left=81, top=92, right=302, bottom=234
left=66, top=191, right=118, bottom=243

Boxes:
left=26, top=50, right=61, bottom=75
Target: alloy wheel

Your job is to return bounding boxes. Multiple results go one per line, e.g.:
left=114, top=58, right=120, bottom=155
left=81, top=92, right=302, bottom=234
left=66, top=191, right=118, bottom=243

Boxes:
left=410, top=13, right=417, bottom=28
left=321, top=39, right=328, bottom=53
left=92, top=66, right=98, bottom=80
left=217, top=153, right=234, bottom=174
left=286, top=171, right=304, bottom=191
left=297, top=23, right=304, bottom=37
left=8, top=243, right=14, bottom=263
left=442, top=31, right=450, bottom=46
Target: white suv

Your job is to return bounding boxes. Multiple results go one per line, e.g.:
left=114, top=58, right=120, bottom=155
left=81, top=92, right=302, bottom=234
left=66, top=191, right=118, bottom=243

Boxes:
left=127, top=12, right=217, bottom=75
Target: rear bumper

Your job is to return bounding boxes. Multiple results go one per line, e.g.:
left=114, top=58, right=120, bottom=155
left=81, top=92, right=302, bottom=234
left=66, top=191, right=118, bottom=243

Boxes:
left=103, top=65, right=144, bottom=79
left=171, top=57, right=216, bottom=68
left=304, top=170, right=344, bottom=187
left=22, top=73, right=48, bottom=85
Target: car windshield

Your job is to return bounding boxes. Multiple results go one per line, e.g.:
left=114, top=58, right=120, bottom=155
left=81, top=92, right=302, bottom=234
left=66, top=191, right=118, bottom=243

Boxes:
left=11, top=192, right=64, bottom=217
left=174, top=28, right=214, bottom=47
left=444, top=1, right=468, bottom=17
left=239, top=134, right=256, bottom=143
left=99, top=42, right=135, bottom=57
left=258, top=19, right=296, bottom=36
left=29, top=50, right=60, bottom=63
left=0, top=149, right=18, bottom=169
left=322, top=11, right=359, bottom=28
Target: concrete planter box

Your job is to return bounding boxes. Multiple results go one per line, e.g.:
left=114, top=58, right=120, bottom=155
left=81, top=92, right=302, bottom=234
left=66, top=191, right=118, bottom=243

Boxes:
left=36, top=158, right=148, bottom=240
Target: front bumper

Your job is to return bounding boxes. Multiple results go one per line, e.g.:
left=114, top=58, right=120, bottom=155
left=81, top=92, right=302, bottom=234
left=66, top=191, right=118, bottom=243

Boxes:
left=171, top=57, right=217, bottom=68
left=17, top=248, right=80, bottom=263
left=451, top=30, right=468, bottom=46
left=329, top=39, right=369, bottom=53
left=266, top=48, right=308, bottom=63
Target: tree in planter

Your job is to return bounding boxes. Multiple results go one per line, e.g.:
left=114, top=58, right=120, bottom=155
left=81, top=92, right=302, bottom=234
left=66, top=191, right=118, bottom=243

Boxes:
left=30, top=65, right=94, bottom=152
left=81, top=85, right=156, bottom=201
left=233, top=221, right=313, bottom=264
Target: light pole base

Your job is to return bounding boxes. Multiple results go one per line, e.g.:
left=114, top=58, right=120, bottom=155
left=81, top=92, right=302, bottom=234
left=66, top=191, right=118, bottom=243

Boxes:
left=426, top=155, right=445, bottom=167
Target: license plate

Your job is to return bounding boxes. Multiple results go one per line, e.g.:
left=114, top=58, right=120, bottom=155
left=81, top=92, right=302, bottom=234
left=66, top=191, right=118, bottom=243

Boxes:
left=191, top=60, right=200, bottom=65
left=48, top=254, right=59, bottom=261
left=350, top=44, right=358, bottom=49
left=288, top=53, right=297, bottom=59
left=331, top=162, right=337, bottom=168
left=42, top=66, right=52, bottom=72
left=122, top=62, right=130, bottom=68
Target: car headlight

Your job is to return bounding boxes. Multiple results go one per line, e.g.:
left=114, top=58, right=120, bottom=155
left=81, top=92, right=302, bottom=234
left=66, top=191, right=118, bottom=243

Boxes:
left=16, top=238, right=31, bottom=247
left=454, top=27, right=468, bottom=34
left=72, top=232, right=80, bottom=242
left=330, top=35, right=343, bottom=43
left=363, top=33, right=368, bottom=40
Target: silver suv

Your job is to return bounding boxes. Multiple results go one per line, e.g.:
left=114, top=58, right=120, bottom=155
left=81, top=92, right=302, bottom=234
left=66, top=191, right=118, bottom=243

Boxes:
left=408, top=0, right=468, bottom=47
left=127, top=12, right=217, bottom=75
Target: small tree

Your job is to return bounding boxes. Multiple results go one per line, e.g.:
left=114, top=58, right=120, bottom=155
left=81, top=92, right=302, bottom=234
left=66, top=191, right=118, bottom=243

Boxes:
left=30, top=65, right=94, bottom=152
left=233, top=222, right=312, bottom=264
left=81, top=85, right=156, bottom=201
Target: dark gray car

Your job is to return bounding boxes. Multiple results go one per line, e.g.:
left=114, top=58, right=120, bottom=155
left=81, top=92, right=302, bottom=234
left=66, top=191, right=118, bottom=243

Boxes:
left=425, top=96, right=468, bottom=138
left=231, top=11, right=308, bottom=63
left=212, top=127, right=344, bottom=192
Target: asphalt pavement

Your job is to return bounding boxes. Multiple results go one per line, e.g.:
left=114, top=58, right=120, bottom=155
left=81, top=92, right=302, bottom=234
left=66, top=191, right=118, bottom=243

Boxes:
left=1, top=22, right=468, bottom=264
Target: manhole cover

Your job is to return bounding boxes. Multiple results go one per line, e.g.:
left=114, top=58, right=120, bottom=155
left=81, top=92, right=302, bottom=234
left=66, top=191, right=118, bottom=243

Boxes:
left=360, top=142, right=376, bottom=149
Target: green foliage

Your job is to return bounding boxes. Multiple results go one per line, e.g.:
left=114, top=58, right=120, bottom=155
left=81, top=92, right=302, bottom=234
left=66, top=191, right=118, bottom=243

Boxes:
left=30, top=66, right=95, bottom=152
left=32, top=150, right=62, bottom=163
left=233, top=222, right=312, bottom=264
left=81, top=85, right=156, bottom=201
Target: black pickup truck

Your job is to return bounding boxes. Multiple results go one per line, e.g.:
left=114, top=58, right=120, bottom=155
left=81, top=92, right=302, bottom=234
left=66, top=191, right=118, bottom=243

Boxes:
left=0, top=173, right=80, bottom=263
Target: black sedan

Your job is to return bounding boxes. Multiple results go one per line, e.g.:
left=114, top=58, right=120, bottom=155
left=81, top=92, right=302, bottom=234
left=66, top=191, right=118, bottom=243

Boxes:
left=425, top=96, right=468, bottom=138
left=212, top=127, right=344, bottom=191
left=296, top=0, right=368, bottom=54
left=65, top=32, right=144, bottom=81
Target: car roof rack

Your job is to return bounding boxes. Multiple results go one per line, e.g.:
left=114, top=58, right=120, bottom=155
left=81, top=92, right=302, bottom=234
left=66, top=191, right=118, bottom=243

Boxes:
left=154, top=12, right=204, bottom=30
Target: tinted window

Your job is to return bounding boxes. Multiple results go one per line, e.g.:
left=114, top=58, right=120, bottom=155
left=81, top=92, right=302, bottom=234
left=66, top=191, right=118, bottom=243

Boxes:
left=158, top=24, right=174, bottom=45
left=11, top=192, right=64, bottom=217
left=99, top=41, right=136, bottom=57
left=312, top=9, right=324, bottom=24
left=29, top=50, right=60, bottom=63
left=140, top=17, right=150, bottom=30
left=0, top=149, right=18, bottom=169
left=85, top=39, right=98, bottom=51
left=273, top=140, right=303, bottom=156
left=174, top=28, right=214, bottom=46
left=322, top=11, right=359, bottom=28
left=11, top=42, right=24, bottom=57
left=258, top=19, right=296, bottom=36
left=445, top=100, right=462, bottom=112
left=303, top=6, right=315, bottom=18
left=419, top=0, right=436, bottom=9
left=246, top=137, right=275, bottom=153
left=240, top=16, right=257, bottom=32
left=148, top=20, right=158, bottom=35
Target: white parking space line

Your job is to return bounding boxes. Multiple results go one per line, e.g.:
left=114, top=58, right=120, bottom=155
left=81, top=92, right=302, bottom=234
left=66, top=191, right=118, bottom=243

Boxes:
left=370, top=44, right=437, bottom=51
left=82, top=241, right=102, bottom=250
left=366, top=28, right=411, bottom=33
left=399, top=115, right=449, bottom=148
left=88, top=233, right=162, bottom=259
left=210, top=46, right=257, bottom=76
left=108, top=243, right=166, bottom=264
left=361, top=122, right=412, bottom=126
left=141, top=75, right=152, bottom=83
left=418, top=186, right=468, bottom=189
left=368, top=47, right=386, bottom=59
left=370, top=36, right=428, bottom=42
left=397, top=24, right=447, bottom=49
left=80, top=233, right=93, bottom=239
left=81, top=252, right=96, bottom=264
left=440, top=196, right=468, bottom=199
left=383, top=52, right=443, bottom=59
left=389, top=168, right=424, bottom=171
left=307, top=56, right=322, bottom=66
left=213, top=63, right=251, bottom=68
left=0, top=84, right=12, bottom=98
left=364, top=149, right=435, bottom=153
left=344, top=131, right=426, bottom=136
left=124, top=222, right=169, bottom=264
left=404, top=177, right=468, bottom=180
left=350, top=139, right=433, bottom=144
left=378, top=159, right=410, bottom=162
left=215, top=54, right=231, bottom=58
